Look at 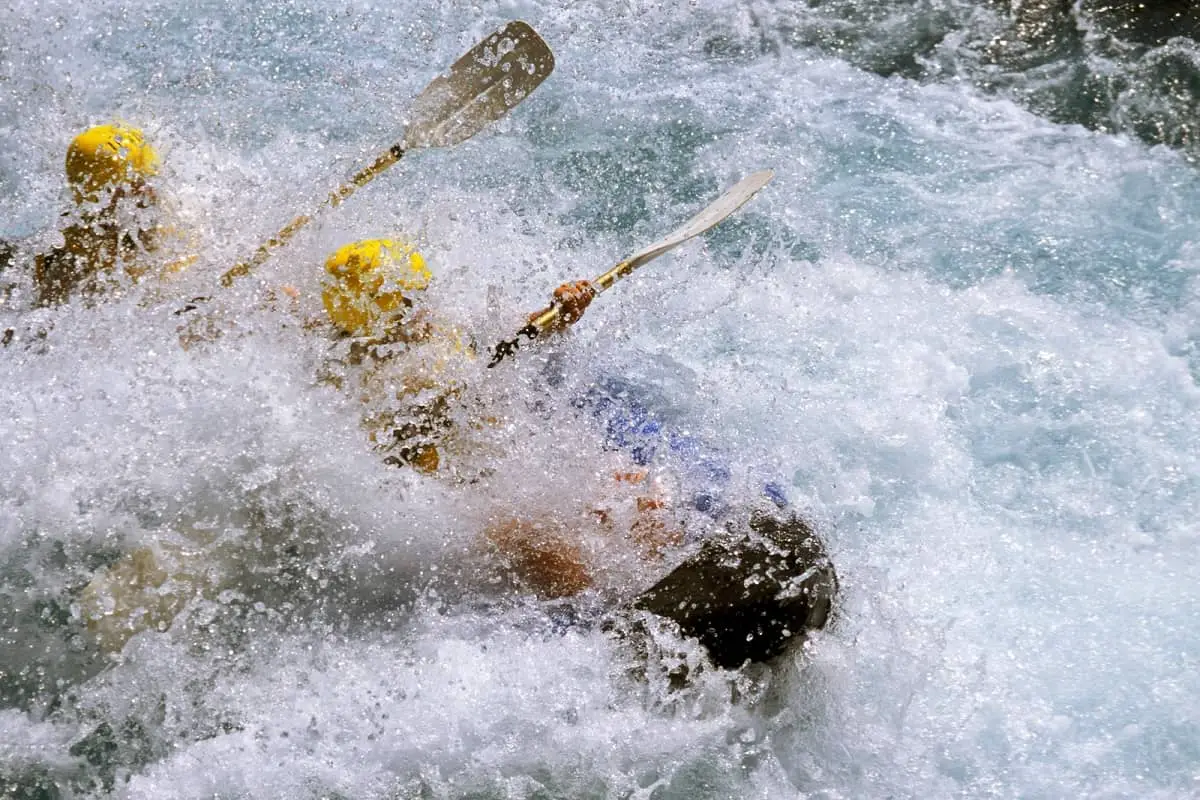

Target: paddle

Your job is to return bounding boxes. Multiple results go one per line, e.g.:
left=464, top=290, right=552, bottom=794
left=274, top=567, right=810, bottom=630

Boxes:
left=218, top=20, right=554, bottom=288
left=488, top=169, right=775, bottom=367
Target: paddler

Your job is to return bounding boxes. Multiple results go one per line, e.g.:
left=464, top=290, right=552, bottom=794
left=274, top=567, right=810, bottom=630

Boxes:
left=314, top=237, right=684, bottom=579
left=32, top=122, right=190, bottom=306
left=315, top=238, right=599, bottom=473
left=314, top=237, right=838, bottom=667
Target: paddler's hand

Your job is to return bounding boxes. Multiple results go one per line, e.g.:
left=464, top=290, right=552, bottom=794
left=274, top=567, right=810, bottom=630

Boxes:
left=528, top=280, right=596, bottom=333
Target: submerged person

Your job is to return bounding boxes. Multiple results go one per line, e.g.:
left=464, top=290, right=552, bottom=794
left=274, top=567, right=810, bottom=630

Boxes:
left=32, top=123, right=190, bottom=306
left=80, top=236, right=837, bottom=670
left=313, top=237, right=838, bottom=668
left=75, top=237, right=635, bottom=649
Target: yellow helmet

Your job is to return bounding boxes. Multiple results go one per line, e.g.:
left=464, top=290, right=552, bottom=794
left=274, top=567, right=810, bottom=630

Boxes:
left=322, top=238, right=431, bottom=337
left=65, top=123, right=160, bottom=203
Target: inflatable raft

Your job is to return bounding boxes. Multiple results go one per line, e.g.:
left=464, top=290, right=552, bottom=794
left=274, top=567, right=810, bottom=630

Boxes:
left=576, top=374, right=838, bottom=669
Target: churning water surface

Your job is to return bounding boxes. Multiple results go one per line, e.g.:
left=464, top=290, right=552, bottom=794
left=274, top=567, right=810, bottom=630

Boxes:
left=2, top=1, right=1199, bottom=797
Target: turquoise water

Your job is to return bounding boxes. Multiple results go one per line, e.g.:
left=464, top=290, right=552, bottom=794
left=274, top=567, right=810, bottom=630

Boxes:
left=2, top=1, right=1200, bottom=797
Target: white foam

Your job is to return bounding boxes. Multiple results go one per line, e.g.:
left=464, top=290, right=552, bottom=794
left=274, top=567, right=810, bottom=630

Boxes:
left=2, top=1, right=1199, bottom=797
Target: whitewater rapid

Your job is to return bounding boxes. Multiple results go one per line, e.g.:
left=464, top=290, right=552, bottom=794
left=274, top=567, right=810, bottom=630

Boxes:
left=2, top=1, right=1199, bottom=797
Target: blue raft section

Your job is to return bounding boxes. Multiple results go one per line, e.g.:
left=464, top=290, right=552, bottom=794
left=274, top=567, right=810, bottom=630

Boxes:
left=574, top=374, right=790, bottom=523
left=557, top=373, right=837, bottom=668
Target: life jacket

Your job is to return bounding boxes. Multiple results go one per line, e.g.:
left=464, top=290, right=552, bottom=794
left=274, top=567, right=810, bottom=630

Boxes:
left=319, top=310, right=480, bottom=474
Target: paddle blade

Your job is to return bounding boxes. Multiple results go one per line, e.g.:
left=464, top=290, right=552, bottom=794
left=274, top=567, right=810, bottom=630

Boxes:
left=622, top=169, right=775, bottom=274
left=488, top=169, right=776, bottom=367
left=593, top=169, right=775, bottom=293
left=403, top=21, right=554, bottom=150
